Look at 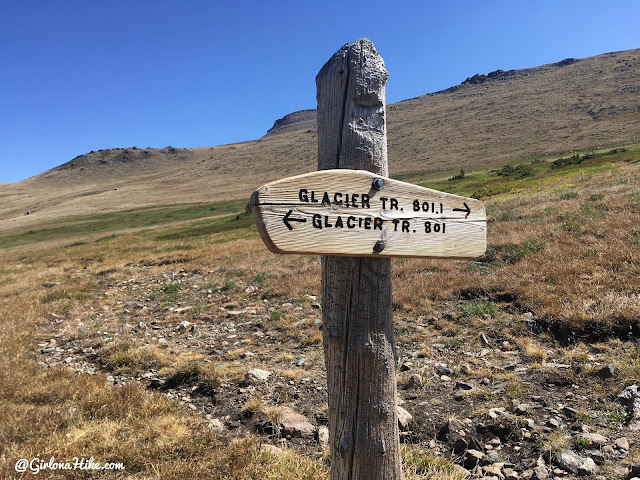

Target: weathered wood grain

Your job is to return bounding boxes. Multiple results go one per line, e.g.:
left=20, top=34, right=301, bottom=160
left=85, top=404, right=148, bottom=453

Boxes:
left=316, top=38, right=401, bottom=480
left=251, top=169, right=486, bottom=259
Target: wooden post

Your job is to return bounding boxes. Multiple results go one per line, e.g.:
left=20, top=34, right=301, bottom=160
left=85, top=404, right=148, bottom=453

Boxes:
left=316, top=38, right=402, bottom=480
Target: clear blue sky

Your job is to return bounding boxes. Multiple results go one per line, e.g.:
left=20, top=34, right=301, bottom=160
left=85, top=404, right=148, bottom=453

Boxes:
left=1, top=1, right=638, bottom=183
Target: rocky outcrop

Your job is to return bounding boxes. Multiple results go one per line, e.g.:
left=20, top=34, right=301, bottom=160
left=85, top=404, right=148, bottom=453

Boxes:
left=265, top=109, right=316, bottom=135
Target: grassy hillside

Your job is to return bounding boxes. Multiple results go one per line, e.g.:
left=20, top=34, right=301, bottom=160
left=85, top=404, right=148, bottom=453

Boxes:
left=1, top=144, right=639, bottom=478
left=1, top=48, right=638, bottom=233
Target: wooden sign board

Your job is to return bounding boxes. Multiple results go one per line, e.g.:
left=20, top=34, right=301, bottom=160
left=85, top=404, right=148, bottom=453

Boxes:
left=250, top=169, right=486, bottom=259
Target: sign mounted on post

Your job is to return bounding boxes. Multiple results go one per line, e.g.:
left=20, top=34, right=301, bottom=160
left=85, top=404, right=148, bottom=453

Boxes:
left=250, top=168, right=486, bottom=259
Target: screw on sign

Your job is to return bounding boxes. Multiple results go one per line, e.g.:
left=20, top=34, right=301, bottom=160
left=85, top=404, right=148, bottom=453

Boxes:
left=250, top=39, right=486, bottom=480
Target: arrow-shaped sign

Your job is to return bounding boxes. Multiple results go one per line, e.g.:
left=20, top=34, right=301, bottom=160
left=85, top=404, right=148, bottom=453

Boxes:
left=453, top=202, right=471, bottom=219
left=250, top=169, right=486, bottom=259
left=283, top=209, right=307, bottom=230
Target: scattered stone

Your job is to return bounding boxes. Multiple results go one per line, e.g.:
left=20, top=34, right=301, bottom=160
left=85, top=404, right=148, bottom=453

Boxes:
left=520, top=469, right=534, bottom=480
left=489, top=407, right=507, bottom=419
left=482, top=451, right=503, bottom=465
left=455, top=381, right=474, bottom=391
left=279, top=407, right=315, bottom=438
left=115, top=323, right=134, bottom=335
left=439, top=418, right=468, bottom=453
left=400, top=362, right=413, bottom=372
left=245, top=285, right=258, bottom=295
left=503, top=468, right=519, bottom=480
left=296, top=358, right=305, bottom=367
left=615, top=436, right=629, bottom=451
left=316, top=426, right=329, bottom=449
left=483, top=465, right=503, bottom=478
left=617, top=385, right=640, bottom=429
left=454, top=437, right=469, bottom=454
left=176, top=320, right=192, bottom=330
left=554, top=450, right=597, bottom=476
left=533, top=466, right=549, bottom=480
left=480, top=333, right=491, bottom=346
left=602, top=445, right=615, bottom=456
left=245, top=368, right=271, bottom=383
left=149, top=378, right=163, bottom=389
left=578, top=432, right=608, bottom=449
left=587, top=450, right=605, bottom=465
left=405, top=373, right=423, bottom=390
left=561, top=406, right=578, bottom=419
left=629, top=464, right=640, bottom=478
left=209, top=418, right=225, bottom=432
left=453, top=464, right=471, bottom=478
left=515, top=403, right=530, bottom=415
left=173, top=306, right=193, bottom=314
left=397, top=406, right=413, bottom=431
left=464, top=449, right=485, bottom=468
left=435, top=363, right=452, bottom=375
left=546, top=417, right=560, bottom=429
left=596, top=364, right=617, bottom=379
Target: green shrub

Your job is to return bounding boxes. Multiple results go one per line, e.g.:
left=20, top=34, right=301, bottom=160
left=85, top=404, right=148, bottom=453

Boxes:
left=42, top=290, right=72, bottom=303
left=496, top=164, right=531, bottom=178
left=559, top=191, right=578, bottom=200
left=221, top=280, right=236, bottom=291
left=162, top=283, right=182, bottom=293
left=253, top=272, right=274, bottom=286
left=552, top=154, right=586, bottom=169
left=449, top=169, right=465, bottom=181
left=459, top=300, right=499, bottom=318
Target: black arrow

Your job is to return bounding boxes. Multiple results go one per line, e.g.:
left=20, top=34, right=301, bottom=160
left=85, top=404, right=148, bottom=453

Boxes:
left=283, top=209, right=307, bottom=230
left=453, top=202, right=471, bottom=219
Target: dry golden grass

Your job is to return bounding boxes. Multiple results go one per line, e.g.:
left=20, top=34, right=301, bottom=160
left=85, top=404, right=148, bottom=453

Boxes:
left=513, top=337, right=547, bottom=363
left=2, top=49, right=639, bottom=236
left=1, top=143, right=640, bottom=478
left=541, top=432, right=572, bottom=454
left=0, top=220, right=473, bottom=479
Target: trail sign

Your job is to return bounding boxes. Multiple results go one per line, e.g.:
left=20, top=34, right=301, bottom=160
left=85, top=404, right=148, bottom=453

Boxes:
left=250, top=169, right=486, bottom=259
left=252, top=38, right=488, bottom=480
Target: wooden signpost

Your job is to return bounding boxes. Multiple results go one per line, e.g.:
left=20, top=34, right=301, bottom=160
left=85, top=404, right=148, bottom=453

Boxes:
left=251, top=39, right=486, bottom=480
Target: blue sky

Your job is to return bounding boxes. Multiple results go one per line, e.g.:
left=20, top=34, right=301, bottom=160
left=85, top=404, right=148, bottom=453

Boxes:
left=1, top=1, right=638, bottom=183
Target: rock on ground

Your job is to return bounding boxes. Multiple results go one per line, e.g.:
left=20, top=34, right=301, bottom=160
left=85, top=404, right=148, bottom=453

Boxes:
left=555, top=450, right=597, bottom=476
left=397, top=406, right=413, bottom=431
left=279, top=407, right=315, bottom=438
left=617, top=384, right=640, bottom=429
left=245, top=368, right=271, bottom=383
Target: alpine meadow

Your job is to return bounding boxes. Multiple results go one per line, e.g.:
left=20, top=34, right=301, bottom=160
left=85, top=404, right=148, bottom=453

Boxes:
left=1, top=47, right=639, bottom=480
